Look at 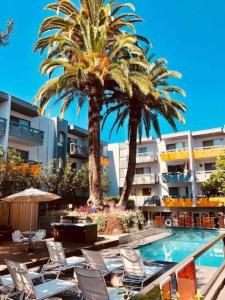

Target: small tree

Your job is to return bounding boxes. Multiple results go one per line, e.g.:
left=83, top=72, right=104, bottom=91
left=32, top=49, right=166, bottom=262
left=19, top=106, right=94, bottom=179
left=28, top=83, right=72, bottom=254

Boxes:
left=0, top=147, right=42, bottom=197
left=201, top=152, right=225, bottom=197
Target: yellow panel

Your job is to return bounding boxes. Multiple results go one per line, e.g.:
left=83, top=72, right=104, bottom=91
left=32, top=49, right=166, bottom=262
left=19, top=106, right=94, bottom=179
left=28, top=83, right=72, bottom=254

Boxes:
left=163, top=197, right=192, bottom=207
left=160, top=150, right=189, bottom=161
left=193, top=147, right=225, bottom=159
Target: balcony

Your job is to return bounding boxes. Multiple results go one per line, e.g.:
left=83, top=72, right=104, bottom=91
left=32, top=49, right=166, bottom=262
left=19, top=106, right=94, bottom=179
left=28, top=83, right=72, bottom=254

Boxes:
left=130, top=196, right=161, bottom=207
left=195, top=171, right=215, bottom=182
left=160, top=149, right=189, bottom=161
left=69, top=143, right=88, bottom=159
left=197, top=197, right=225, bottom=207
left=133, top=174, right=159, bottom=185
left=162, top=172, right=191, bottom=183
left=0, top=117, right=7, bottom=136
left=193, top=146, right=225, bottom=159
left=120, top=174, right=159, bottom=186
left=9, top=121, right=44, bottom=146
left=163, top=196, right=225, bottom=207
left=136, top=153, right=158, bottom=163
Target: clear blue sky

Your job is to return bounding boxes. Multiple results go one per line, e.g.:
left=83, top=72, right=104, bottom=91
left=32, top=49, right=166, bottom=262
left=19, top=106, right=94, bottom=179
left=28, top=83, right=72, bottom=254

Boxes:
left=1, top=0, right=225, bottom=142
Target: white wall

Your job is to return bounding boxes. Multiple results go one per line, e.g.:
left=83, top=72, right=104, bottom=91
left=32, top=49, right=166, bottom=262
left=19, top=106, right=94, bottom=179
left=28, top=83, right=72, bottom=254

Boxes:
left=107, top=143, right=120, bottom=196
left=0, top=94, right=11, bottom=149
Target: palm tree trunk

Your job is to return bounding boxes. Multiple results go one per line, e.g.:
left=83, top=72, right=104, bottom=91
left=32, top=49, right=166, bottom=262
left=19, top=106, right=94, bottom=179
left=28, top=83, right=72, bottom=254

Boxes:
left=88, top=94, right=103, bottom=206
left=118, top=107, right=141, bottom=206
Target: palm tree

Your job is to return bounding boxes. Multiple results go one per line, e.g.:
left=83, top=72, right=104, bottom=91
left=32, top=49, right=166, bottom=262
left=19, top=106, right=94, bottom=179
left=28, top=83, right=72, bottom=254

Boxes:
left=103, top=55, right=186, bottom=206
left=34, top=0, right=148, bottom=205
left=0, top=20, right=13, bottom=46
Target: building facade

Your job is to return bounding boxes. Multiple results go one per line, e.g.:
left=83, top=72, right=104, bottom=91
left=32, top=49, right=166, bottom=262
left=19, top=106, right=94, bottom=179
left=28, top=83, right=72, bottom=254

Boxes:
left=108, top=127, right=225, bottom=207
left=0, top=91, right=100, bottom=172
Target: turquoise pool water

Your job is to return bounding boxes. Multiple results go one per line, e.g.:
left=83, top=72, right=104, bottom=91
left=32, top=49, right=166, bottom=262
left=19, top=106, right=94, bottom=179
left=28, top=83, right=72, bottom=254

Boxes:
left=139, top=229, right=224, bottom=267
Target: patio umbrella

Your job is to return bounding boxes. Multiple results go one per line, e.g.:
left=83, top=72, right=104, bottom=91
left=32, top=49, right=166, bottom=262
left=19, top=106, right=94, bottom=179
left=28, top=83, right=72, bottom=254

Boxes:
left=1, top=188, right=60, bottom=234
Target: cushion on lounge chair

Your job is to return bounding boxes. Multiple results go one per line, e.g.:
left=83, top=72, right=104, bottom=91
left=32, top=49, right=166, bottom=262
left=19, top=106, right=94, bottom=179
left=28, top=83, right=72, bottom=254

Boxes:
left=144, top=265, right=162, bottom=277
left=104, top=258, right=123, bottom=273
left=65, top=256, right=86, bottom=267
left=0, top=271, right=43, bottom=287
left=33, top=279, right=76, bottom=300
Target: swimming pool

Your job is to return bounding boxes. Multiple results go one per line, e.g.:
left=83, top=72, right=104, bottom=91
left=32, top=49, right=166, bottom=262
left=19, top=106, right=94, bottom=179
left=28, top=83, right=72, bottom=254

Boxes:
left=139, top=229, right=224, bottom=267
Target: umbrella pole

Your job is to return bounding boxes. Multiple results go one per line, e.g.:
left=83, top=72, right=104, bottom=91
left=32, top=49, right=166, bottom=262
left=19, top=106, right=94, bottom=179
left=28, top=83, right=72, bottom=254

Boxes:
left=30, top=205, right=32, bottom=239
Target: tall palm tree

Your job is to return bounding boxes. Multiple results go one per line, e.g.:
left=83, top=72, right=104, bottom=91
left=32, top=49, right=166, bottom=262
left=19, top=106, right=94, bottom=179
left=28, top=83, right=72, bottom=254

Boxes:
left=34, top=0, right=149, bottom=205
left=103, top=55, right=186, bottom=206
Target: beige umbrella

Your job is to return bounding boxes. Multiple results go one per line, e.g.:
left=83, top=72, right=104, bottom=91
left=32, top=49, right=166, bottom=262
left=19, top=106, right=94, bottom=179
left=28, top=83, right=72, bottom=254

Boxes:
left=1, top=188, right=60, bottom=234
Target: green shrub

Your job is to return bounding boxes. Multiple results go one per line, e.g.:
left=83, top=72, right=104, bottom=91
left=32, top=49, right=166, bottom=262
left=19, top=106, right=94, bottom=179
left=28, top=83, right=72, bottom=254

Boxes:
left=104, top=195, right=120, bottom=204
left=68, top=209, right=146, bottom=234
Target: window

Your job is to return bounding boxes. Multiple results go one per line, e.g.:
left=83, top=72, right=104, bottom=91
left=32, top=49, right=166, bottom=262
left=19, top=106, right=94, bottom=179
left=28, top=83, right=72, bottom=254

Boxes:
left=135, top=167, right=151, bottom=175
left=136, top=168, right=144, bottom=175
left=58, top=132, right=65, bottom=147
left=168, top=164, right=185, bottom=173
left=166, top=142, right=185, bottom=151
left=169, top=187, right=179, bottom=196
left=143, top=188, right=151, bottom=196
left=10, top=116, right=30, bottom=128
left=203, top=139, right=224, bottom=148
left=204, top=163, right=216, bottom=171
left=137, top=147, right=147, bottom=154
left=10, top=149, right=29, bottom=162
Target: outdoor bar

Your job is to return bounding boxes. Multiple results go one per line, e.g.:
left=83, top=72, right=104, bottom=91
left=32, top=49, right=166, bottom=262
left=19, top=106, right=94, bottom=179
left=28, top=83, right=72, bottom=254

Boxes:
left=51, top=216, right=98, bottom=243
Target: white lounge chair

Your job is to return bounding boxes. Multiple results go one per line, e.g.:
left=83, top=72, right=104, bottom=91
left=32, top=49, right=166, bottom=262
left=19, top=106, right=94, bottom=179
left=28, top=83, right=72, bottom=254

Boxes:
left=81, top=248, right=123, bottom=276
left=42, top=241, right=85, bottom=278
left=5, top=259, right=77, bottom=300
left=120, top=248, right=163, bottom=290
left=75, top=267, right=126, bottom=300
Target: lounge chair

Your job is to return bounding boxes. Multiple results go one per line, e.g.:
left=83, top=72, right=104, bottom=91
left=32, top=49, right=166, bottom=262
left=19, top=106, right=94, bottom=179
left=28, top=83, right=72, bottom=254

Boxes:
left=42, top=241, right=85, bottom=278
left=74, top=267, right=126, bottom=300
left=5, top=259, right=77, bottom=300
left=120, top=248, right=163, bottom=290
left=81, top=248, right=122, bottom=276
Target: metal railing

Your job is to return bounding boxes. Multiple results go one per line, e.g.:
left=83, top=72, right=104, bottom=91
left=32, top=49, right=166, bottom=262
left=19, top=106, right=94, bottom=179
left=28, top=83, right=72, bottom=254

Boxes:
left=195, top=170, right=215, bottom=182
left=140, top=233, right=225, bottom=298
left=162, top=171, right=192, bottom=183
left=136, top=152, right=158, bottom=163
left=9, top=121, right=44, bottom=145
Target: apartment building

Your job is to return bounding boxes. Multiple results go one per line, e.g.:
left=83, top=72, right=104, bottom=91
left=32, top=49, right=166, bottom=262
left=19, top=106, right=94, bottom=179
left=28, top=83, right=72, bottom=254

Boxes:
left=108, top=127, right=225, bottom=207
left=0, top=91, right=97, bottom=172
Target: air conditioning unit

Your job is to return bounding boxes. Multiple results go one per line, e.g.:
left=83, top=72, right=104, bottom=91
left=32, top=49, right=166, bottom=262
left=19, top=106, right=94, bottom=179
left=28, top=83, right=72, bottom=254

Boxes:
left=70, top=143, right=76, bottom=155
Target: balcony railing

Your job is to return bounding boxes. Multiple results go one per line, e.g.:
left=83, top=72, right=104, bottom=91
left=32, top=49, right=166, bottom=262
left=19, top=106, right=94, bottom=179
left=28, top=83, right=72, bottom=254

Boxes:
left=0, top=117, right=7, bottom=136
left=130, top=195, right=161, bottom=207
left=136, top=152, right=158, bottom=163
left=160, top=148, right=189, bottom=161
left=9, top=121, right=44, bottom=146
left=120, top=173, right=159, bottom=187
left=133, top=173, right=159, bottom=184
left=163, top=196, right=225, bottom=207
left=69, top=144, right=88, bottom=159
left=162, top=171, right=191, bottom=183
left=193, top=145, right=225, bottom=159
left=195, top=170, right=215, bottom=182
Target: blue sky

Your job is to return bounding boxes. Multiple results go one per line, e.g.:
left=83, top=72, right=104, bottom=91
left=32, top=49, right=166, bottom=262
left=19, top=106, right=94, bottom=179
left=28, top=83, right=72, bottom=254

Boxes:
left=1, top=0, right=225, bottom=142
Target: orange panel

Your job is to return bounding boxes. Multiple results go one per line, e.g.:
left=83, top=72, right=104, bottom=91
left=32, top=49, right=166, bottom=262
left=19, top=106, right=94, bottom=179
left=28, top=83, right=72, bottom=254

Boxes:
left=178, top=216, right=185, bottom=227
left=185, top=216, right=193, bottom=227
left=202, top=217, right=212, bottom=228
left=160, top=277, right=172, bottom=300
left=155, top=216, right=165, bottom=227
left=176, top=259, right=197, bottom=300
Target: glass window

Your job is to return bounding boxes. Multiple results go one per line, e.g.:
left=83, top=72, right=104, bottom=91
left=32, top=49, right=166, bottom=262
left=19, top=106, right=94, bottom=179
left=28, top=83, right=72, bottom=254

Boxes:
left=135, top=168, right=144, bottom=175
left=169, top=187, right=179, bottom=196
left=204, top=163, right=216, bottom=171
left=166, top=142, right=185, bottom=151
left=138, top=147, right=147, bottom=154
left=203, top=139, right=223, bottom=147
left=143, top=188, right=151, bottom=196
left=58, top=132, right=65, bottom=147
left=168, top=164, right=185, bottom=173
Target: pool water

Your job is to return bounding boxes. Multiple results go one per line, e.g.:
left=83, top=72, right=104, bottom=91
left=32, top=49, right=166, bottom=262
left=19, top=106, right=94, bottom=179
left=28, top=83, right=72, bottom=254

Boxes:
left=139, top=229, right=224, bottom=267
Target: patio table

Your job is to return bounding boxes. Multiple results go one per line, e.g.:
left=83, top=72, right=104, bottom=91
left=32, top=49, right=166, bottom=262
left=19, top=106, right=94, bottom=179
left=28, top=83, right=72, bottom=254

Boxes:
left=22, top=231, right=37, bottom=252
